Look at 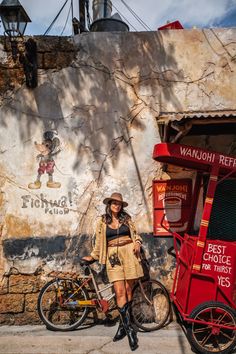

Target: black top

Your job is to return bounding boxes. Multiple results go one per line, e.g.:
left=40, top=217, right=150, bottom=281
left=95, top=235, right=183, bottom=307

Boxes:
left=106, top=223, right=131, bottom=241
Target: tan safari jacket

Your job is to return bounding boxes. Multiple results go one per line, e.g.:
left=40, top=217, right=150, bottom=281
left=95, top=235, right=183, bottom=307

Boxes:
left=90, top=217, right=142, bottom=265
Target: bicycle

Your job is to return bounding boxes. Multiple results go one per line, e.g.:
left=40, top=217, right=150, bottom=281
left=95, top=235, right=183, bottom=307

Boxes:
left=37, top=259, right=171, bottom=332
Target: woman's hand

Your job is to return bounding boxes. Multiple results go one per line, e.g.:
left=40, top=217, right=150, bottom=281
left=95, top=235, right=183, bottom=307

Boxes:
left=82, top=256, right=94, bottom=262
left=133, top=241, right=141, bottom=258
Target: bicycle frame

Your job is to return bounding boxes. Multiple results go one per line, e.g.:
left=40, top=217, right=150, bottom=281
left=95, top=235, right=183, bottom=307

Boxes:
left=86, top=268, right=153, bottom=308
left=51, top=266, right=116, bottom=313
left=51, top=266, right=153, bottom=313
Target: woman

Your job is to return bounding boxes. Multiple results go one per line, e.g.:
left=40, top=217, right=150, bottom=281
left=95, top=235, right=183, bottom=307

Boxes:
left=82, top=192, right=143, bottom=351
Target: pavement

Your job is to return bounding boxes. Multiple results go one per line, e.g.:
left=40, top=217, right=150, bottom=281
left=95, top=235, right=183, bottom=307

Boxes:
left=0, top=322, right=195, bottom=354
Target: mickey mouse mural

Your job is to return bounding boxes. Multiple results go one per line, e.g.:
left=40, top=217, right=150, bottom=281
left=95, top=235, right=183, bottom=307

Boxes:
left=28, top=131, right=61, bottom=189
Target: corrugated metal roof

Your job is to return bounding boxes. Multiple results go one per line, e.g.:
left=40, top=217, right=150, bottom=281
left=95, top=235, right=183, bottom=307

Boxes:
left=158, top=110, right=236, bottom=123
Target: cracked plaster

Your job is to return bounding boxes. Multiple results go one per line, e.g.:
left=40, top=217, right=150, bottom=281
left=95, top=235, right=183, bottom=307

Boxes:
left=0, top=29, right=235, bottom=274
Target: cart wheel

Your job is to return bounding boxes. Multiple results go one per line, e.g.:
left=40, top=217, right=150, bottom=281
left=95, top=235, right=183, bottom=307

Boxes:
left=187, top=301, right=236, bottom=354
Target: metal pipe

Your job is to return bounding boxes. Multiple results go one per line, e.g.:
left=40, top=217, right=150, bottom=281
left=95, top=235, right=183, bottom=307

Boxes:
left=71, top=0, right=74, bottom=19
left=79, top=0, right=86, bottom=32
left=104, top=0, right=107, bottom=17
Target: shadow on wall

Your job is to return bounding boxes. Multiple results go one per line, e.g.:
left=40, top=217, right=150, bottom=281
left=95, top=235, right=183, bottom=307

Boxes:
left=66, top=31, right=183, bottom=224
left=0, top=31, right=183, bottom=229
left=69, top=31, right=183, bottom=177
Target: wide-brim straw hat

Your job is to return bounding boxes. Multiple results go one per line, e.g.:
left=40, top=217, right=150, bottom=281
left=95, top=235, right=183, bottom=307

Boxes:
left=103, top=192, right=128, bottom=207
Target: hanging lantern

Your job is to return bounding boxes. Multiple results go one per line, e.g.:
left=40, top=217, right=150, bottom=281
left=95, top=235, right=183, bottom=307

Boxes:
left=0, top=0, right=37, bottom=88
left=0, top=0, right=31, bottom=38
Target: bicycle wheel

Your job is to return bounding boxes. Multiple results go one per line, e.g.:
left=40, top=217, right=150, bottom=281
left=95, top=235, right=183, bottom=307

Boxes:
left=37, top=278, right=89, bottom=331
left=131, top=279, right=171, bottom=331
left=187, top=301, right=236, bottom=354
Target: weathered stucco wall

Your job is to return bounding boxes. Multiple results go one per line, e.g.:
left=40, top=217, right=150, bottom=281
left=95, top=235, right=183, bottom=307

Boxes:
left=0, top=29, right=235, bottom=324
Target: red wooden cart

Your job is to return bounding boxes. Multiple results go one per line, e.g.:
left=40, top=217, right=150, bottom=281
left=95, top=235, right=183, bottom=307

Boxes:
left=153, top=143, right=236, bottom=354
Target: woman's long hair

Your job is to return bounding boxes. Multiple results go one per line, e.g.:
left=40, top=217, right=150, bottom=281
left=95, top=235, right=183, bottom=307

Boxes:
left=102, top=202, right=131, bottom=225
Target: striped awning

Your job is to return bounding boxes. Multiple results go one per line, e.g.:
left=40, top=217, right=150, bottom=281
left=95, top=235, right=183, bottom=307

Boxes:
left=157, top=110, right=236, bottom=123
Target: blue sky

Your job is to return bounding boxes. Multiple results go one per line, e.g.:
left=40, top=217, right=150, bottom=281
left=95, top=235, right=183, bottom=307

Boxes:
left=0, top=0, right=236, bottom=36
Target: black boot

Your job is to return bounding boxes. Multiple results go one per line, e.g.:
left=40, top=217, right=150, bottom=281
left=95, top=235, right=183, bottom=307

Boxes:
left=113, top=318, right=126, bottom=342
left=128, top=300, right=138, bottom=343
left=128, top=300, right=134, bottom=323
left=118, top=303, right=138, bottom=351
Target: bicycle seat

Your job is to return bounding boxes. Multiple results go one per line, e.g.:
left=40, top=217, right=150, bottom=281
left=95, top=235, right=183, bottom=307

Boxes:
left=79, top=258, right=96, bottom=266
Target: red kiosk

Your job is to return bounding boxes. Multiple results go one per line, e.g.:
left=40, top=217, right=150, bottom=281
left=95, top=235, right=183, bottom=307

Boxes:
left=153, top=143, right=236, bottom=354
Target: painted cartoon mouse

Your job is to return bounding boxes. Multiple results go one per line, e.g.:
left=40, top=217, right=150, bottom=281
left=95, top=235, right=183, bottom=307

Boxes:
left=28, top=131, right=61, bottom=189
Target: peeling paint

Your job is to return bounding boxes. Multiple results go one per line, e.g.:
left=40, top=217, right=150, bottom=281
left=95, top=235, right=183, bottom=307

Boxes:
left=4, top=214, right=32, bottom=238
left=0, top=30, right=236, bottom=323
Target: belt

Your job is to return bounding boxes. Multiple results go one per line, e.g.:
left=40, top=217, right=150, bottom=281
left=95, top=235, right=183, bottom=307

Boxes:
left=108, top=239, right=133, bottom=247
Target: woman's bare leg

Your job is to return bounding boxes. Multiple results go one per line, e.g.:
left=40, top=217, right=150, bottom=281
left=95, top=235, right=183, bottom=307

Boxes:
left=125, top=279, right=136, bottom=302
left=113, top=280, right=127, bottom=308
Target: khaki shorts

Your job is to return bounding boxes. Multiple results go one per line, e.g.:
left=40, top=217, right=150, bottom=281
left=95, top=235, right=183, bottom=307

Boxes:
left=106, top=242, right=144, bottom=283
